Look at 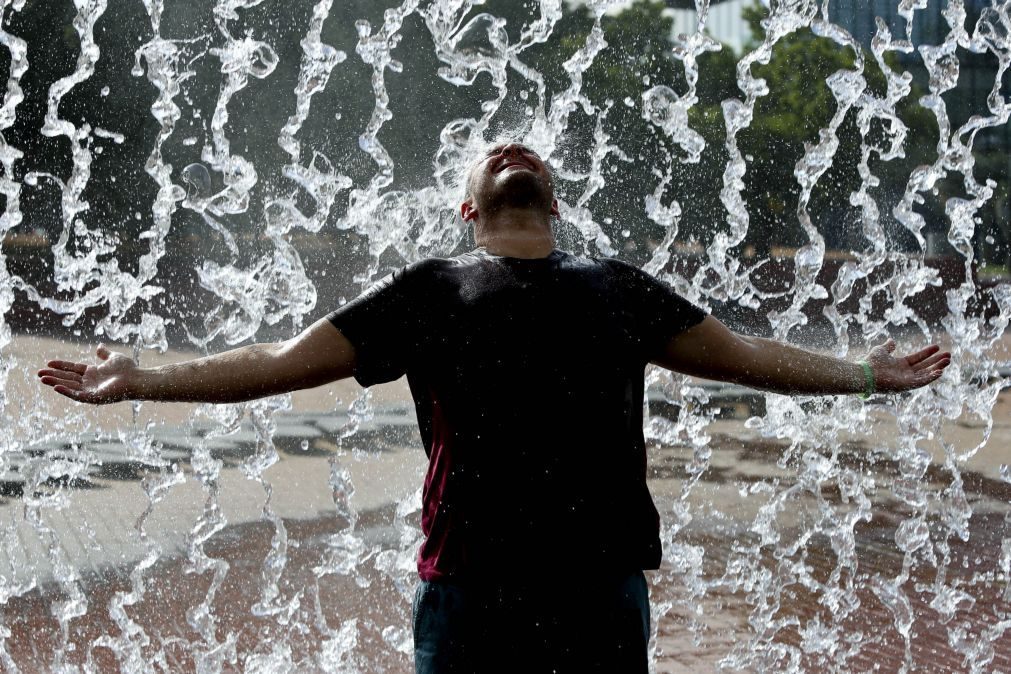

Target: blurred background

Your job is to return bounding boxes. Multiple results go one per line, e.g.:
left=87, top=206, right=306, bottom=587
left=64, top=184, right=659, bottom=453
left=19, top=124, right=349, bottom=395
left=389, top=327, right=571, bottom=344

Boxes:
left=2, top=0, right=1008, bottom=346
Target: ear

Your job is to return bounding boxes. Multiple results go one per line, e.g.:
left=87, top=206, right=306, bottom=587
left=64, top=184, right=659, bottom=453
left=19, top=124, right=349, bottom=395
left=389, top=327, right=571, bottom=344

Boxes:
left=550, top=198, right=560, bottom=218
left=461, top=200, right=478, bottom=222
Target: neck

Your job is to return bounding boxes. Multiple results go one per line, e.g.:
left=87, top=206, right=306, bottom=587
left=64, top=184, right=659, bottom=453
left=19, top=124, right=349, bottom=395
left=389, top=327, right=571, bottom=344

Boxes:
left=473, top=208, right=555, bottom=259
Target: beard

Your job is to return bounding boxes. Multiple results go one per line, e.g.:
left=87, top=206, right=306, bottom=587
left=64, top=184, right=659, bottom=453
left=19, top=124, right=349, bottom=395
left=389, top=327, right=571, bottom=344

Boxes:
left=476, top=168, right=554, bottom=215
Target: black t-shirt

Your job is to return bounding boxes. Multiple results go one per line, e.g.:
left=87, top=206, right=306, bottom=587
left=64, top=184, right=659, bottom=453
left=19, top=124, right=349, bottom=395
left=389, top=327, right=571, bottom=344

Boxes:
left=327, top=248, right=706, bottom=582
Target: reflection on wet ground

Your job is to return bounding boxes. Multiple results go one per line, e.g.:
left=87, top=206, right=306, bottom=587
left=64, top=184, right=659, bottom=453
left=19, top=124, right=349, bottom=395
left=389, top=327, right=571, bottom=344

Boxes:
left=654, top=513, right=1010, bottom=672
left=7, top=516, right=1008, bottom=673
left=5, top=507, right=414, bottom=672
left=3, top=384, right=1011, bottom=671
left=649, top=429, right=1011, bottom=673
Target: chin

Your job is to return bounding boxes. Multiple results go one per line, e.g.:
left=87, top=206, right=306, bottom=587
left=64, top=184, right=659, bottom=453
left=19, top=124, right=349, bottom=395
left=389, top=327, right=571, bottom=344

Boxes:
left=491, top=171, right=553, bottom=210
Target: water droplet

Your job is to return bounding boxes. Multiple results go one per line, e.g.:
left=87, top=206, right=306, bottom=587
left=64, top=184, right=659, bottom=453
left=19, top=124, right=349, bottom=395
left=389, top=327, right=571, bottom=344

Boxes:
left=300, top=439, right=309, bottom=451
left=100, top=86, right=109, bottom=97
left=895, top=518, right=930, bottom=552
left=181, top=163, right=212, bottom=199
left=381, top=624, right=412, bottom=654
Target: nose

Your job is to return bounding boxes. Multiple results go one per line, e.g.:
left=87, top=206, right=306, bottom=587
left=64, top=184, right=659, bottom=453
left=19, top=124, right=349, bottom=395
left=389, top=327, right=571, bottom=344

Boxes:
left=500, top=143, right=523, bottom=157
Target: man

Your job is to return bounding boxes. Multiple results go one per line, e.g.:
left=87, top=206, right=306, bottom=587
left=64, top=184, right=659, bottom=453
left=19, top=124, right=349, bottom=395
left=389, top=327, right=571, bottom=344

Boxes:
left=38, top=142, right=950, bottom=673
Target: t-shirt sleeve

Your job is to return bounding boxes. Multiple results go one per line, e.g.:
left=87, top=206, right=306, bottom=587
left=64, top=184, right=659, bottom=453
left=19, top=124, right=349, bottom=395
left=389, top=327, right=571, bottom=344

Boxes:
left=326, top=262, right=433, bottom=387
left=604, top=258, right=707, bottom=360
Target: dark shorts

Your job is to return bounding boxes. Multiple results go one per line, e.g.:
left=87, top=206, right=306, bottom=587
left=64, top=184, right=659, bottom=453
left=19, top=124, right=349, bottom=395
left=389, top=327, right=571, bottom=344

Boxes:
left=412, top=571, right=650, bottom=674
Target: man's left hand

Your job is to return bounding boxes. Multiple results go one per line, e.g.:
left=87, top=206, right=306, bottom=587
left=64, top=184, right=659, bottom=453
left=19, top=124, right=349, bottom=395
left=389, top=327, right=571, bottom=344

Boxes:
left=867, top=339, right=951, bottom=393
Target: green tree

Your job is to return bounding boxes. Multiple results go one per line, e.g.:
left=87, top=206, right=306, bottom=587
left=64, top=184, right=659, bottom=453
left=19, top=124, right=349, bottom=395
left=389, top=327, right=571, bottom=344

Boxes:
left=519, top=0, right=738, bottom=262
left=731, top=2, right=938, bottom=257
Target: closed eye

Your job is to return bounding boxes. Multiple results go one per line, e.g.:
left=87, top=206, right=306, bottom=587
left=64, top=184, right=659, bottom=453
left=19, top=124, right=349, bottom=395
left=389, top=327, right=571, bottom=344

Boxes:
left=487, top=145, right=538, bottom=158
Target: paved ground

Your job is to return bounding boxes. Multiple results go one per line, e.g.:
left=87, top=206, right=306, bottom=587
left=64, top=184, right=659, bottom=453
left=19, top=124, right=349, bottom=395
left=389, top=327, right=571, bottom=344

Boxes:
left=0, top=408, right=428, bottom=588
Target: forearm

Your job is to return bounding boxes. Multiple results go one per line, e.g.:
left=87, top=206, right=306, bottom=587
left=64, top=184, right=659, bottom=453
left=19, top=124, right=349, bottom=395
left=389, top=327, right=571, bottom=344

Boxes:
left=131, top=343, right=301, bottom=404
left=38, top=319, right=356, bottom=406
left=657, top=316, right=947, bottom=396
left=730, top=336, right=865, bottom=396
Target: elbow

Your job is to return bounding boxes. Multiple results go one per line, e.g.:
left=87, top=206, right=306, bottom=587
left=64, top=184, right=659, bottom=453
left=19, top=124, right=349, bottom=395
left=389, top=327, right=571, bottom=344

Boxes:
left=252, top=341, right=306, bottom=395
left=735, top=334, right=762, bottom=352
left=721, top=336, right=769, bottom=388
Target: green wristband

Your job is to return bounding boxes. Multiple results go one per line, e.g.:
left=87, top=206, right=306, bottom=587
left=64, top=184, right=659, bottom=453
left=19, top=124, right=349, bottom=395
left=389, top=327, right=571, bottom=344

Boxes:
left=858, top=360, right=875, bottom=399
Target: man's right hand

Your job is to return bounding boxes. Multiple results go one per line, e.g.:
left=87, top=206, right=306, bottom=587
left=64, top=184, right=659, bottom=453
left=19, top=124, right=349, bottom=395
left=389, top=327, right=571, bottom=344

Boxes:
left=38, top=344, right=136, bottom=405
left=37, top=318, right=358, bottom=405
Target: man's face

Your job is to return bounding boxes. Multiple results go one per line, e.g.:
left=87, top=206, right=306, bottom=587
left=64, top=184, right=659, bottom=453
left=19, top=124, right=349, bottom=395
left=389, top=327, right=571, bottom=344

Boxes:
left=462, top=143, right=559, bottom=222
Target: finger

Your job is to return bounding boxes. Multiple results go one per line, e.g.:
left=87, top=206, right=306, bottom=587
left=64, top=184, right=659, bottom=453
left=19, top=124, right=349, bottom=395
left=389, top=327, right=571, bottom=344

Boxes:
left=885, top=338, right=896, bottom=354
left=904, top=344, right=940, bottom=367
left=53, top=385, right=88, bottom=402
left=37, top=368, right=83, bottom=383
left=912, top=351, right=950, bottom=371
left=40, top=376, right=83, bottom=390
left=894, top=362, right=949, bottom=390
left=46, top=360, right=87, bottom=375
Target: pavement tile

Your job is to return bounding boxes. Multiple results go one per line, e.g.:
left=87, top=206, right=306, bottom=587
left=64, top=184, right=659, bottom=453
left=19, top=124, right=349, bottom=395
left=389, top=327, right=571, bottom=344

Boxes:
left=207, top=429, right=261, bottom=445
left=147, top=428, right=201, bottom=445
left=188, top=436, right=242, bottom=452
left=314, top=417, right=357, bottom=435
left=273, top=423, right=324, bottom=439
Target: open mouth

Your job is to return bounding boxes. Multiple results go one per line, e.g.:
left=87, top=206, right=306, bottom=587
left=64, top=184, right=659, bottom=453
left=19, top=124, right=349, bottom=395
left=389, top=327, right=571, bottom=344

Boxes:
left=496, top=161, right=531, bottom=173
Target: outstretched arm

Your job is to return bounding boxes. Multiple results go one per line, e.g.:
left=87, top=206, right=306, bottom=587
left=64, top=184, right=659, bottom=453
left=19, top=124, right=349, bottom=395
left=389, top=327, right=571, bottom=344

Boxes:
left=37, top=318, right=357, bottom=405
left=653, top=316, right=950, bottom=396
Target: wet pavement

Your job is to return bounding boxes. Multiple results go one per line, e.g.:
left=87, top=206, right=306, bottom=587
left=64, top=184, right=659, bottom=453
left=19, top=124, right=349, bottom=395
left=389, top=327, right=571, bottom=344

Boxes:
left=2, top=401, right=1010, bottom=672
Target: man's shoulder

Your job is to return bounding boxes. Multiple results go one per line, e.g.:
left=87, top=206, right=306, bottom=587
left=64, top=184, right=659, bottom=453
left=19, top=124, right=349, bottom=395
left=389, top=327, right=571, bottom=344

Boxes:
left=387, top=252, right=495, bottom=292
left=405, top=251, right=485, bottom=279
left=403, top=256, right=455, bottom=275
left=584, top=256, right=680, bottom=295
left=584, top=255, right=643, bottom=277
left=391, top=253, right=474, bottom=278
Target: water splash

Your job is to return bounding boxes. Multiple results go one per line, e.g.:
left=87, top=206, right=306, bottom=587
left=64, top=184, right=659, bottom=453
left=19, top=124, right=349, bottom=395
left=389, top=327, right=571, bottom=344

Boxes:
left=0, top=0, right=27, bottom=431
left=186, top=405, right=239, bottom=673
left=2, top=0, right=1010, bottom=671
